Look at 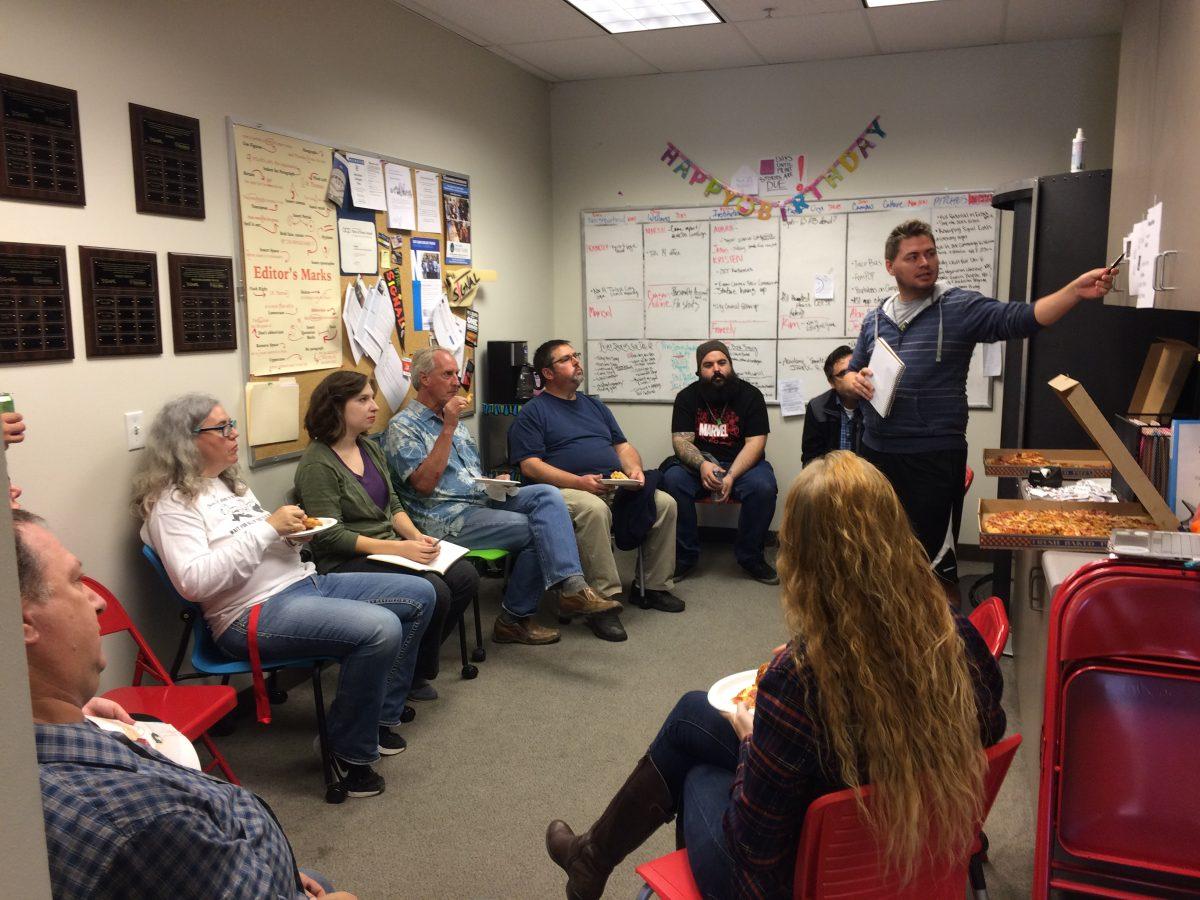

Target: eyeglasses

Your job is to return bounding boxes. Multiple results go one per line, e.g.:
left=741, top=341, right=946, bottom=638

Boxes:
left=552, top=352, right=582, bottom=366
left=193, top=419, right=237, bottom=438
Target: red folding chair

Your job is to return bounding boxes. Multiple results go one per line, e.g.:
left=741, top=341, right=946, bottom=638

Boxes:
left=90, top=576, right=239, bottom=783
left=637, top=734, right=1022, bottom=899
left=1034, top=558, right=1200, bottom=898
left=969, top=595, right=1009, bottom=660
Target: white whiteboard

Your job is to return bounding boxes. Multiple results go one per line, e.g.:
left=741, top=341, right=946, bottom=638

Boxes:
left=582, top=192, right=1000, bottom=409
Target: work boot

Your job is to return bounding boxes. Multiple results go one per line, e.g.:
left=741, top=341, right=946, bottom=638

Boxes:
left=559, top=585, right=622, bottom=616
left=546, top=755, right=674, bottom=900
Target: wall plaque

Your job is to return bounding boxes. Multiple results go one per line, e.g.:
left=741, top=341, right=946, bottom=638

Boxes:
left=79, top=247, right=161, bottom=357
left=168, top=253, right=235, bottom=352
left=0, top=242, right=73, bottom=363
left=130, top=103, right=204, bottom=218
left=0, top=73, right=84, bottom=205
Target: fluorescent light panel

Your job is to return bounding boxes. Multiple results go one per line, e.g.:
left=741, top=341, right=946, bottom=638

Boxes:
left=566, top=0, right=723, bottom=34
left=862, top=0, right=945, bottom=6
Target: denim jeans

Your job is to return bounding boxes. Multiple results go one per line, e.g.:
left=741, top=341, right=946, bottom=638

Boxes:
left=662, top=459, right=778, bottom=568
left=215, top=572, right=436, bottom=765
left=648, top=691, right=739, bottom=898
left=450, top=483, right=582, bottom=617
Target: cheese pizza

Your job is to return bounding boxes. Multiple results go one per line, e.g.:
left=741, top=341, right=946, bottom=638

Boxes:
left=732, top=662, right=769, bottom=708
left=982, top=508, right=1155, bottom=537
left=995, top=451, right=1051, bottom=466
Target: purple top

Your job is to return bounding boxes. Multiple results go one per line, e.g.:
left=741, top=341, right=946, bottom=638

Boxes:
left=338, top=445, right=389, bottom=511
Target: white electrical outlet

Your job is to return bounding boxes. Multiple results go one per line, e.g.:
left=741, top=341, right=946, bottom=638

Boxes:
left=125, top=410, right=145, bottom=451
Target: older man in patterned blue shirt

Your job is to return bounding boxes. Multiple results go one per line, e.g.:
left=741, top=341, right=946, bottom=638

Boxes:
left=14, top=509, right=351, bottom=900
left=385, top=348, right=619, bottom=646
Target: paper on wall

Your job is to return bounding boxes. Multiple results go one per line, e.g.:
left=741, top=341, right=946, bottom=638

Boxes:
left=777, top=378, right=806, bottom=417
left=344, top=153, right=387, bottom=210
left=358, top=279, right=397, bottom=364
left=338, top=218, right=378, bottom=274
left=414, top=169, right=441, bottom=233
left=245, top=379, right=300, bottom=445
left=327, top=153, right=349, bottom=207
left=813, top=273, right=835, bottom=300
left=384, top=163, right=416, bottom=231
left=730, top=164, right=758, bottom=196
left=342, top=281, right=366, bottom=364
left=432, top=295, right=467, bottom=370
left=375, top=342, right=411, bottom=411
left=1137, top=202, right=1162, bottom=308
left=982, top=341, right=1003, bottom=377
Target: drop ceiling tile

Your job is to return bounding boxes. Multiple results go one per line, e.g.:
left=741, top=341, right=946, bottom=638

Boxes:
left=500, top=35, right=661, bottom=80
left=735, top=10, right=875, bottom=63
left=868, top=0, right=1004, bottom=54
left=615, top=23, right=766, bottom=71
left=711, top=0, right=863, bottom=22
left=1003, top=0, right=1122, bottom=43
left=394, top=0, right=601, bottom=46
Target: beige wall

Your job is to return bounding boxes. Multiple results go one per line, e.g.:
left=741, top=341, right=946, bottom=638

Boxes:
left=1, top=0, right=552, bottom=684
left=549, top=36, right=1121, bottom=542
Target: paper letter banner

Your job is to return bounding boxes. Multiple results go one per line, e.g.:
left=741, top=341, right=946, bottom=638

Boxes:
left=233, top=125, right=342, bottom=375
left=658, top=117, right=886, bottom=221
left=442, top=175, right=472, bottom=265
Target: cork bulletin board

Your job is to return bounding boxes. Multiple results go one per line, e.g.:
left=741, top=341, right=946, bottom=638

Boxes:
left=229, top=122, right=477, bottom=467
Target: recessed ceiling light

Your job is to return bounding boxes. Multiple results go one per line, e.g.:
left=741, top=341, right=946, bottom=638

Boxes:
left=862, top=0, right=945, bottom=7
left=565, top=0, right=723, bottom=34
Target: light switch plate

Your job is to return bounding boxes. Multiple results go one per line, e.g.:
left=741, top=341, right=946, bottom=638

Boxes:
left=125, top=410, right=145, bottom=451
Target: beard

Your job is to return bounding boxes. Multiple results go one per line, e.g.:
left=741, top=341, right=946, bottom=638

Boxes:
left=699, top=371, right=738, bottom=402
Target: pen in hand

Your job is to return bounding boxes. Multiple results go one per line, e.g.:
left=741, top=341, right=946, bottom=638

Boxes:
left=1104, top=251, right=1125, bottom=276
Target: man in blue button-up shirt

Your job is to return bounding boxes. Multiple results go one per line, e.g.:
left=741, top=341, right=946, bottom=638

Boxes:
left=14, top=509, right=350, bottom=900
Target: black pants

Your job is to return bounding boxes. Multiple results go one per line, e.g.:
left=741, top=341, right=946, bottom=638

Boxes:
left=862, top=445, right=967, bottom=586
left=331, top=557, right=479, bottom=680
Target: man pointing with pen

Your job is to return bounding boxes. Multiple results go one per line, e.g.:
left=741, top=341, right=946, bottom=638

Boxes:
left=848, top=219, right=1116, bottom=586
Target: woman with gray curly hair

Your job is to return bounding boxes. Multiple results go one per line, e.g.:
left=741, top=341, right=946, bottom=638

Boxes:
left=133, top=393, right=436, bottom=799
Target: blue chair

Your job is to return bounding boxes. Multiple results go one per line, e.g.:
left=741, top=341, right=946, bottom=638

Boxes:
left=141, top=544, right=348, bottom=803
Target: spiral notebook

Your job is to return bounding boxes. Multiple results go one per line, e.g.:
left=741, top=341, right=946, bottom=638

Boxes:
left=867, top=338, right=905, bottom=418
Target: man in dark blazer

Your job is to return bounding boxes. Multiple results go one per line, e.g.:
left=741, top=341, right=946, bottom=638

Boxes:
left=801, top=345, right=863, bottom=466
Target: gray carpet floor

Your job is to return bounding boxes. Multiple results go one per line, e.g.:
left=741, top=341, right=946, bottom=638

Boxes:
left=213, top=553, right=1036, bottom=899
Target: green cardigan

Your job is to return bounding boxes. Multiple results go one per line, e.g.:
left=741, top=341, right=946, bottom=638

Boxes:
left=293, top=437, right=406, bottom=574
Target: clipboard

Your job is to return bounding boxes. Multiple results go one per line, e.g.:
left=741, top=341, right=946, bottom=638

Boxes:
left=867, top=338, right=905, bottom=418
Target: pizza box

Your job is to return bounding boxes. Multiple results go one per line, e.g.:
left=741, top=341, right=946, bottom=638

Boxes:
left=982, top=448, right=1111, bottom=479
left=1128, top=338, right=1197, bottom=417
left=978, top=499, right=1157, bottom=552
left=1049, top=374, right=1179, bottom=531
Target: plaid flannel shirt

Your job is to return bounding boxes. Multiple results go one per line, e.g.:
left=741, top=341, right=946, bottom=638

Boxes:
left=724, top=611, right=1006, bottom=899
left=36, top=722, right=304, bottom=899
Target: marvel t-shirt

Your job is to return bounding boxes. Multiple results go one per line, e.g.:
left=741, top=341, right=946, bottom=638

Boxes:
left=671, top=379, right=769, bottom=465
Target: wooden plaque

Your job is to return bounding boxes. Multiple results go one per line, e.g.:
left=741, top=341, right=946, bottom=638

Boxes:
left=0, top=242, right=73, bottom=363
left=79, top=247, right=162, bottom=357
left=0, top=73, right=85, bottom=205
left=129, top=103, right=204, bottom=218
left=168, top=253, right=235, bottom=352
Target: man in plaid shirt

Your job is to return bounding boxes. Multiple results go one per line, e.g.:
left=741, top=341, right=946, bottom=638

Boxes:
left=15, top=510, right=354, bottom=900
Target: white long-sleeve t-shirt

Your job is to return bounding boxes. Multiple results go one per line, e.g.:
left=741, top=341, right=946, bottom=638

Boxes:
left=141, top=478, right=315, bottom=639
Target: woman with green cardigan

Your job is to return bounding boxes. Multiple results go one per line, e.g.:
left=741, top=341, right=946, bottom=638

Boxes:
left=295, top=370, right=479, bottom=700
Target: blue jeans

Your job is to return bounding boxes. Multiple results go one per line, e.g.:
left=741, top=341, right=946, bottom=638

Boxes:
left=662, top=459, right=779, bottom=569
left=648, top=691, right=739, bottom=898
left=215, top=572, right=436, bottom=765
left=450, top=483, right=582, bottom=617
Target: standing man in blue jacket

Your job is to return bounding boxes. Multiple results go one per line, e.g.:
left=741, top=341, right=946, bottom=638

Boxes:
left=849, top=219, right=1115, bottom=585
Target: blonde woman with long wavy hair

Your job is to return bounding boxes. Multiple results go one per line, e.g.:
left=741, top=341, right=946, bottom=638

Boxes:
left=546, top=451, right=1005, bottom=898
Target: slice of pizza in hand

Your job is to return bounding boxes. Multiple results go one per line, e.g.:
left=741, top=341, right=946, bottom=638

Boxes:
left=732, top=662, right=770, bottom=709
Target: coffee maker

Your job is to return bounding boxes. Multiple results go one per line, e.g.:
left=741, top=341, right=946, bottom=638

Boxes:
left=485, top=340, right=535, bottom=404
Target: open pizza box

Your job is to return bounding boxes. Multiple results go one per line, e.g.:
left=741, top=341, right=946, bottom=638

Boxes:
left=977, top=375, right=1179, bottom=550
left=981, top=448, right=1111, bottom=480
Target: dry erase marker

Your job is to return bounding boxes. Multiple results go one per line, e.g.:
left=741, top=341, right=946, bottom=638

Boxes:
left=0, top=393, right=13, bottom=414
left=1105, top=252, right=1125, bottom=275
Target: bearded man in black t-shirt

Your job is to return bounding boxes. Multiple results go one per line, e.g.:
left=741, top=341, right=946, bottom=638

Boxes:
left=663, top=340, right=779, bottom=584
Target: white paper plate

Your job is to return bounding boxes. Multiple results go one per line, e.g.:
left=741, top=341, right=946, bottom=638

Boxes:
left=288, top=516, right=337, bottom=538
left=707, top=668, right=758, bottom=713
left=599, top=478, right=643, bottom=489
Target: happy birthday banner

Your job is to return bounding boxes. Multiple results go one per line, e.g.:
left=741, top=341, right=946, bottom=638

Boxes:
left=660, top=116, right=886, bottom=221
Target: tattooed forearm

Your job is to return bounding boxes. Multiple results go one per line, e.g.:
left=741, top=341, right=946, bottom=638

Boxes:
left=672, top=432, right=704, bottom=471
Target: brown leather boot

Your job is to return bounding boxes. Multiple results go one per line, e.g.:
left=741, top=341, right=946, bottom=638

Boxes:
left=546, top=755, right=674, bottom=900
left=559, top=585, right=622, bottom=616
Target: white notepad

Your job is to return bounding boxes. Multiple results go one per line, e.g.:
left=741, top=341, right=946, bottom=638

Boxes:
left=368, top=540, right=470, bottom=576
left=867, top=338, right=905, bottom=418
